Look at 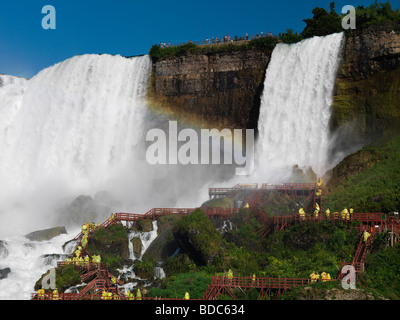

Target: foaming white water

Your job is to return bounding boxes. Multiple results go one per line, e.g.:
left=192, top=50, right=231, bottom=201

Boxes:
left=254, top=32, right=344, bottom=183
left=0, top=231, right=77, bottom=300
left=128, top=221, right=158, bottom=260
left=0, top=54, right=151, bottom=236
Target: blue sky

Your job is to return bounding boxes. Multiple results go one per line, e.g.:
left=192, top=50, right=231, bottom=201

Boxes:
left=1, top=0, right=399, bottom=78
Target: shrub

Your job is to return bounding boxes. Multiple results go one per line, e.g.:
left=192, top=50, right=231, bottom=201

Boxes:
left=148, top=272, right=212, bottom=299
left=173, top=209, right=223, bottom=265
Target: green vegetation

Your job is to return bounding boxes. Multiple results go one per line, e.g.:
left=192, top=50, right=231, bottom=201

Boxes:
left=172, top=209, right=223, bottom=265
left=153, top=209, right=362, bottom=300
left=87, top=224, right=130, bottom=274
left=149, top=37, right=279, bottom=61
left=301, top=1, right=400, bottom=38
left=256, top=221, right=359, bottom=279
left=134, top=259, right=154, bottom=279
left=364, top=244, right=400, bottom=299
left=148, top=272, right=212, bottom=299
left=301, top=2, right=342, bottom=39
left=89, top=223, right=127, bottom=242
left=356, top=1, right=400, bottom=29
left=55, top=264, right=82, bottom=292
left=35, top=264, right=81, bottom=293
left=201, top=197, right=234, bottom=208
left=325, top=134, right=400, bottom=213
left=278, top=29, right=303, bottom=44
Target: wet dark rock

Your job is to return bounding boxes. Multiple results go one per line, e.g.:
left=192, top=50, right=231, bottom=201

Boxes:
left=0, top=268, right=11, bottom=280
left=25, top=226, right=67, bottom=242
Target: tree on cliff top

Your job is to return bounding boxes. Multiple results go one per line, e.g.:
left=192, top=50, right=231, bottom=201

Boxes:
left=356, top=1, right=400, bottom=28
left=301, top=2, right=342, bottom=39
left=301, top=1, right=400, bottom=39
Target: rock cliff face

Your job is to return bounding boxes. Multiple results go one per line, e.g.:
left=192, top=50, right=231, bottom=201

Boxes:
left=331, top=23, right=400, bottom=146
left=150, top=24, right=400, bottom=146
left=149, top=49, right=272, bottom=131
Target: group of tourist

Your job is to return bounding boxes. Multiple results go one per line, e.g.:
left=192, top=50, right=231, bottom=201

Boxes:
left=158, top=31, right=276, bottom=48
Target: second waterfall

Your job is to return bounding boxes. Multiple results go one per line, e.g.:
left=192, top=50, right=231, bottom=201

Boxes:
left=255, top=32, right=345, bottom=182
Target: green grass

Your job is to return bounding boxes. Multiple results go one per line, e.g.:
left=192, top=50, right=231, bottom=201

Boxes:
left=364, top=244, right=400, bottom=299
left=148, top=271, right=212, bottom=299
left=325, top=134, right=400, bottom=213
left=149, top=37, right=279, bottom=61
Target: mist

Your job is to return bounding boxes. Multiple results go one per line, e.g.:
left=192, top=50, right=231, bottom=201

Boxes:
left=0, top=54, right=236, bottom=236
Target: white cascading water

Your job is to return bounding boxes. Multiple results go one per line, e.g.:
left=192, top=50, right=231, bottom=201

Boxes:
left=254, top=32, right=344, bottom=182
left=0, top=54, right=152, bottom=236
left=128, top=221, right=158, bottom=260
left=0, top=54, right=153, bottom=299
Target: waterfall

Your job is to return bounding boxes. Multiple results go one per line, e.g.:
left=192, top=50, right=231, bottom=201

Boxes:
left=0, top=54, right=151, bottom=235
left=255, top=32, right=344, bottom=182
left=128, top=221, right=158, bottom=260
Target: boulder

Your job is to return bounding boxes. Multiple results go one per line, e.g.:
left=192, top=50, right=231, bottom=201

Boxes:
left=173, top=209, right=223, bottom=265
left=201, top=197, right=234, bottom=208
left=25, top=226, right=67, bottom=242
left=0, top=268, right=11, bottom=280
left=131, top=237, right=142, bottom=258
left=138, top=219, right=153, bottom=232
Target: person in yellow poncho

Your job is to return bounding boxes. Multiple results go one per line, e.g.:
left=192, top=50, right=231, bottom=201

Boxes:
left=341, top=208, right=348, bottom=220
left=326, top=273, right=331, bottom=281
left=363, top=230, right=371, bottom=243
left=92, top=255, right=101, bottom=263
left=136, top=288, right=142, bottom=300
left=74, top=247, right=81, bottom=258
left=52, top=289, right=59, bottom=300
left=325, top=208, right=330, bottom=218
left=314, top=203, right=320, bottom=218
left=37, top=287, right=45, bottom=300
left=299, top=208, right=306, bottom=220
left=227, top=269, right=233, bottom=280
left=81, top=233, right=88, bottom=248
left=126, top=290, right=134, bottom=300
